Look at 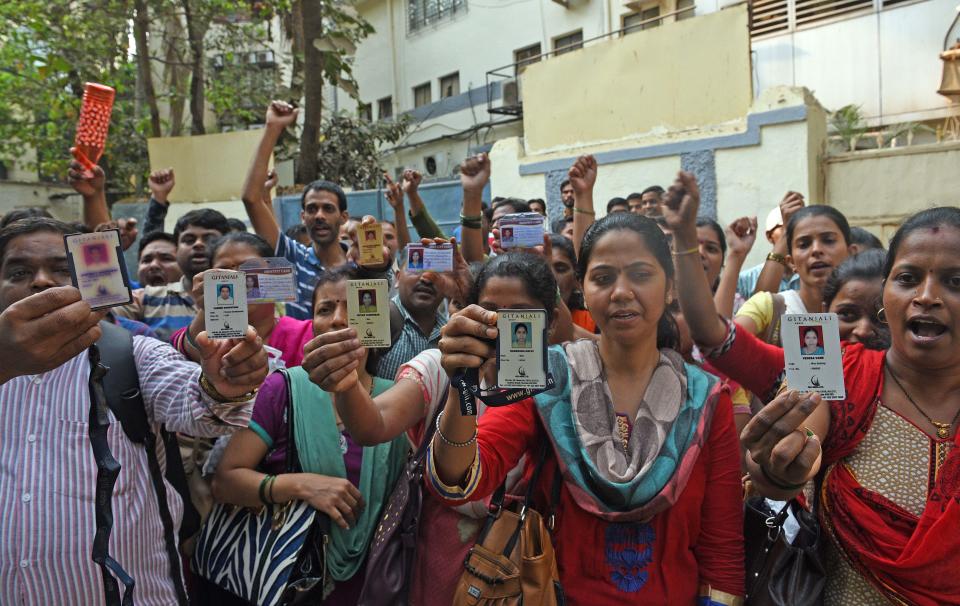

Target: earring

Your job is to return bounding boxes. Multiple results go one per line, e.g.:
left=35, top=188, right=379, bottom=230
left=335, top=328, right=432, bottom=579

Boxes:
left=876, top=308, right=887, bottom=324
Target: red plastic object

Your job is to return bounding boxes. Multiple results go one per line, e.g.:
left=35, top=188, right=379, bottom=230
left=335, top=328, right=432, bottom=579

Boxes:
left=72, top=83, right=115, bottom=176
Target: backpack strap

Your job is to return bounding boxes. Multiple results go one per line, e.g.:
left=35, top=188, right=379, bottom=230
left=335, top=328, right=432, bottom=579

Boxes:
left=95, top=321, right=190, bottom=606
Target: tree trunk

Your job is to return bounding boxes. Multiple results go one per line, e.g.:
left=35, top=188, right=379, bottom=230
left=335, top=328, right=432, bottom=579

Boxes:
left=182, top=0, right=206, bottom=135
left=298, top=0, right=324, bottom=184
left=133, top=0, right=162, bottom=138
left=161, top=12, right=188, bottom=136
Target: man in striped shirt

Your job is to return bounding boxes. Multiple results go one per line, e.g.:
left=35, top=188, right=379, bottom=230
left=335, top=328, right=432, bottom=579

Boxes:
left=0, top=218, right=268, bottom=606
left=116, top=209, right=230, bottom=340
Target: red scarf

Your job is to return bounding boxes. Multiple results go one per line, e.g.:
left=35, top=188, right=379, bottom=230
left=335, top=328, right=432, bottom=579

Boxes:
left=820, top=344, right=960, bottom=605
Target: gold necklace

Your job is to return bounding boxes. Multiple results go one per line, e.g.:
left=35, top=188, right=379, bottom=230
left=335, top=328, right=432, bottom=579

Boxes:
left=886, top=362, right=960, bottom=439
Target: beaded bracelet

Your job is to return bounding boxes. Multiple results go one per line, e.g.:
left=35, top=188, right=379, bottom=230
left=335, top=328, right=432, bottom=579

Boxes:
left=435, top=410, right=478, bottom=448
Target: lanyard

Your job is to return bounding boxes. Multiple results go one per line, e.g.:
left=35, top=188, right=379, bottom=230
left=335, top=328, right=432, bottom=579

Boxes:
left=453, top=370, right=555, bottom=416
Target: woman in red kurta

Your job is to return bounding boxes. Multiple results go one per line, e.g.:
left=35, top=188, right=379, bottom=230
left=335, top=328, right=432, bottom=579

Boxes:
left=667, top=173, right=960, bottom=605
left=428, top=201, right=744, bottom=605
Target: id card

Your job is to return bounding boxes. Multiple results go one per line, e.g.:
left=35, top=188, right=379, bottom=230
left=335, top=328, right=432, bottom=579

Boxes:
left=405, top=243, right=453, bottom=273
left=348, top=279, right=390, bottom=348
left=781, top=313, right=846, bottom=400
left=499, top=213, right=545, bottom=249
left=204, top=271, right=247, bottom=339
left=496, top=309, right=548, bottom=389
left=239, top=257, right=296, bottom=304
left=64, top=229, right=132, bottom=309
left=359, top=223, right=383, bottom=266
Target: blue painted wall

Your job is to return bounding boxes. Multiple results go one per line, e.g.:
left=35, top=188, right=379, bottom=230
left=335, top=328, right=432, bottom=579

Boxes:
left=275, top=178, right=489, bottom=238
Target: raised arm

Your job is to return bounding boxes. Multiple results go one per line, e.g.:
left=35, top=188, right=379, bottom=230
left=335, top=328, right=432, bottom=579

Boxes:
left=142, top=168, right=175, bottom=234
left=715, top=216, right=757, bottom=318
left=69, top=160, right=110, bottom=229
left=752, top=192, right=803, bottom=295
left=405, top=169, right=445, bottom=240
left=241, top=101, right=297, bottom=250
left=385, top=172, right=411, bottom=252
left=662, top=172, right=729, bottom=348
left=459, top=154, right=491, bottom=263
left=568, top=155, right=597, bottom=256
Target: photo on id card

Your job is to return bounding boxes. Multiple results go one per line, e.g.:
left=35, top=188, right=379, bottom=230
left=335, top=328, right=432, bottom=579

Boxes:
left=64, top=229, right=132, bottom=309
left=359, top=223, right=384, bottom=266
left=498, top=212, right=545, bottom=249
left=347, top=279, right=390, bottom=348
left=781, top=313, right=846, bottom=400
left=405, top=243, right=453, bottom=273
left=496, top=309, right=547, bottom=389
left=204, top=270, right=247, bottom=339
left=238, top=257, right=296, bottom=304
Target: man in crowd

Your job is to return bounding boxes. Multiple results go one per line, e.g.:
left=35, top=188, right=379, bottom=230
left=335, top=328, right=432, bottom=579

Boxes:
left=68, top=161, right=229, bottom=341
left=241, top=100, right=390, bottom=319
left=737, top=197, right=803, bottom=298
left=0, top=217, right=267, bottom=606
left=137, top=232, right=181, bottom=287
left=377, top=262, right=449, bottom=380
left=639, top=185, right=664, bottom=216
left=560, top=179, right=575, bottom=218
left=607, top=197, right=629, bottom=214
left=528, top=198, right=547, bottom=216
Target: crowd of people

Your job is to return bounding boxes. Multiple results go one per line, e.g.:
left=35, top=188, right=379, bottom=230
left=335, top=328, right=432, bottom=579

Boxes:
left=0, top=98, right=957, bottom=606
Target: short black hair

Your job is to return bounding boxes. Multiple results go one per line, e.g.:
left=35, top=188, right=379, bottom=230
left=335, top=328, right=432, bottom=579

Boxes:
left=849, top=226, right=883, bottom=251
left=209, top=232, right=273, bottom=263
left=606, top=197, right=628, bottom=213
left=625, top=192, right=643, bottom=201
left=493, top=198, right=531, bottom=215
left=285, top=224, right=308, bottom=239
left=172, top=209, right=230, bottom=243
left=641, top=185, right=665, bottom=196
left=227, top=218, right=248, bottom=233
left=138, top=231, right=177, bottom=259
left=0, top=217, right=74, bottom=264
left=301, top=180, right=348, bottom=211
left=551, top=217, right=573, bottom=234
left=560, top=179, right=571, bottom=191
left=0, top=207, right=53, bottom=229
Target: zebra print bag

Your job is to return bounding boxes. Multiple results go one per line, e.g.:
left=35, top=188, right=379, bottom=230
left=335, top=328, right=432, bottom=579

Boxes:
left=192, top=370, right=330, bottom=606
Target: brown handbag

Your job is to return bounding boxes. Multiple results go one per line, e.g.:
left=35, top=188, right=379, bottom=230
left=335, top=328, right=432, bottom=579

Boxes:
left=453, top=444, right=564, bottom=606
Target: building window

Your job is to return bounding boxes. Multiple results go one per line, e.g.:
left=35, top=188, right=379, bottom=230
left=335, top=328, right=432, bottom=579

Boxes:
left=413, top=83, right=432, bottom=108
left=552, top=30, right=583, bottom=56
left=514, top=43, right=542, bottom=75
left=623, top=6, right=661, bottom=34
left=378, top=96, right=393, bottom=120
left=359, top=103, right=372, bottom=121
left=408, top=0, right=467, bottom=32
left=677, top=0, right=695, bottom=20
left=439, top=72, right=460, bottom=98
left=750, top=0, right=873, bottom=37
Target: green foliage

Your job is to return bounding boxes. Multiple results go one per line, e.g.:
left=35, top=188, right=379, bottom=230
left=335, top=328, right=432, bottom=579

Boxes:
left=829, top=104, right=867, bottom=152
left=313, top=112, right=410, bottom=189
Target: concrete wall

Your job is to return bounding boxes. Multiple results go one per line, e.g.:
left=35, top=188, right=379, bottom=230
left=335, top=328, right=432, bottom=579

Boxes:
left=491, top=86, right=828, bottom=267
left=0, top=181, right=81, bottom=222
left=521, top=5, right=753, bottom=154
left=824, top=141, right=960, bottom=242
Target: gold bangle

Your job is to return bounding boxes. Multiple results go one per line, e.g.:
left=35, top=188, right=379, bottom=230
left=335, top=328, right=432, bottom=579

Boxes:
left=199, top=373, right=258, bottom=404
left=672, top=245, right=700, bottom=257
left=573, top=207, right=595, bottom=215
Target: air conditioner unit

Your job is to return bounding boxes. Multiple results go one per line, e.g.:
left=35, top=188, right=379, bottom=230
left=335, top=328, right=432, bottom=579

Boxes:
left=502, top=79, right=521, bottom=107
left=257, top=50, right=276, bottom=67
left=213, top=55, right=225, bottom=69
left=423, top=153, right=451, bottom=177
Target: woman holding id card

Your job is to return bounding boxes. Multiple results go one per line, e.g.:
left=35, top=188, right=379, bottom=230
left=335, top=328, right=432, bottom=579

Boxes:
left=670, top=173, right=960, bottom=605
left=429, top=211, right=744, bottom=605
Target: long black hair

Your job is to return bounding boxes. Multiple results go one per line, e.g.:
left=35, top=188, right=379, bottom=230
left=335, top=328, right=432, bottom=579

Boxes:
left=785, top=205, right=851, bottom=254
left=470, top=252, right=558, bottom=324
left=883, top=207, right=960, bottom=279
left=310, top=265, right=382, bottom=374
left=576, top=212, right=679, bottom=350
left=209, top=231, right=273, bottom=262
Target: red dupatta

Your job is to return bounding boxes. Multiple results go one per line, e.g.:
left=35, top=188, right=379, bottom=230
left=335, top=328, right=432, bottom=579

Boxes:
left=819, top=343, right=960, bottom=605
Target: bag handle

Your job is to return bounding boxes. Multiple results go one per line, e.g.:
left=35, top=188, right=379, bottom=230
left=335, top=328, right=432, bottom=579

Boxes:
left=281, top=369, right=301, bottom=474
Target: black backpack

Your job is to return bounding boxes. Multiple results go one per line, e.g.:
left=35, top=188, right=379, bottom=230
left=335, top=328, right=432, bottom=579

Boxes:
left=91, top=321, right=200, bottom=606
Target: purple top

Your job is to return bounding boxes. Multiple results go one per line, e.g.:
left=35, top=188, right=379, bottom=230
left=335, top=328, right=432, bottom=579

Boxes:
left=247, top=372, right=366, bottom=603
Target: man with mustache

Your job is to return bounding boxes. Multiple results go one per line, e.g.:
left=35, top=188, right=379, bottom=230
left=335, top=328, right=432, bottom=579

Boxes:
left=241, top=101, right=390, bottom=319
left=376, top=264, right=448, bottom=380
left=136, top=232, right=182, bottom=287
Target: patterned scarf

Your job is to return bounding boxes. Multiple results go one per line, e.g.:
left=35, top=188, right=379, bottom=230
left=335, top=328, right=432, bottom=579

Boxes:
left=535, top=340, right=722, bottom=521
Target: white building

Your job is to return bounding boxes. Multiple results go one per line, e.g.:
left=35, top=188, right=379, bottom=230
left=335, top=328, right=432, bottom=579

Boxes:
left=334, top=0, right=959, bottom=182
